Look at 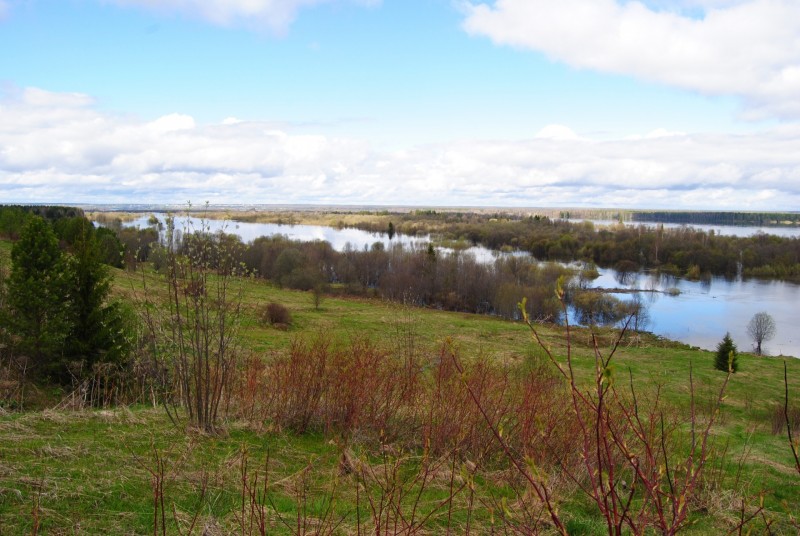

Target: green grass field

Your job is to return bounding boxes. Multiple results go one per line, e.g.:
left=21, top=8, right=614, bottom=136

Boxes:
left=1, top=240, right=799, bottom=534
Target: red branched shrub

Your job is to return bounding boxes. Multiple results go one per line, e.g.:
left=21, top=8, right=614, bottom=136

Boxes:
left=322, top=337, right=419, bottom=442
left=423, top=344, right=512, bottom=459
left=268, top=335, right=329, bottom=433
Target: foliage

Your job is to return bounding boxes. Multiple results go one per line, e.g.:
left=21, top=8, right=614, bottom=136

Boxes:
left=714, top=332, right=739, bottom=373
left=62, top=219, right=131, bottom=380
left=0, top=206, right=32, bottom=239
left=619, top=292, right=650, bottom=332
left=571, top=290, right=625, bottom=326
left=338, top=210, right=800, bottom=281
left=93, top=226, right=125, bottom=268
left=116, top=225, right=160, bottom=268
left=3, top=216, right=72, bottom=379
left=2, top=216, right=131, bottom=385
left=0, top=205, right=85, bottom=240
left=240, top=234, right=571, bottom=320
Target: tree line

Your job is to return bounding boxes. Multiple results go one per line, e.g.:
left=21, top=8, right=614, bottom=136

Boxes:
left=630, top=210, right=800, bottom=226
left=119, top=215, right=647, bottom=327
left=176, top=231, right=575, bottom=322
left=342, top=211, right=800, bottom=280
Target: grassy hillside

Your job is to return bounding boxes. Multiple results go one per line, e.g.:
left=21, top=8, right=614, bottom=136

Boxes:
left=1, top=239, right=799, bottom=534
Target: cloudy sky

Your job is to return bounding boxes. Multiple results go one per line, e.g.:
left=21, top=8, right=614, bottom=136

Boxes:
left=2, top=0, right=800, bottom=209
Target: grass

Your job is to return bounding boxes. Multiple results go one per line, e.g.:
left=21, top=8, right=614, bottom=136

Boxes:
left=0, top=408, right=345, bottom=533
left=2, top=240, right=800, bottom=533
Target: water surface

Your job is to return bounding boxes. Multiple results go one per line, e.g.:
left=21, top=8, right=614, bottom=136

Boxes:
left=124, top=214, right=799, bottom=357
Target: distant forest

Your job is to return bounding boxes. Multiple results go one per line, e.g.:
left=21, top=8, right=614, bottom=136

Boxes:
left=632, top=210, right=799, bottom=226
left=556, top=209, right=800, bottom=227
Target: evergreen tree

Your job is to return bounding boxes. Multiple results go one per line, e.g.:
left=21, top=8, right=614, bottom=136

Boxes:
left=63, top=221, right=130, bottom=379
left=714, top=332, right=738, bottom=373
left=4, top=216, right=71, bottom=377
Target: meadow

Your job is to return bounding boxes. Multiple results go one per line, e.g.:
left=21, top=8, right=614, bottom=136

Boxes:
left=1, top=230, right=799, bottom=535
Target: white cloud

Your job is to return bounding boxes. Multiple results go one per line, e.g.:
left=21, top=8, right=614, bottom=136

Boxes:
left=105, top=0, right=378, bottom=33
left=535, top=124, right=583, bottom=141
left=463, top=0, right=800, bottom=120
left=644, top=128, right=686, bottom=139
left=2, top=87, right=800, bottom=209
left=147, top=113, right=196, bottom=133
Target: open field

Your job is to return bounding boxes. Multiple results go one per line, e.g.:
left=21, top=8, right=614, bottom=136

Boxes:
left=1, top=237, right=800, bottom=534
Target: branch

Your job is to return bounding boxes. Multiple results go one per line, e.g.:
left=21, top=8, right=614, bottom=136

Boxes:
left=449, top=346, right=568, bottom=536
left=785, top=361, right=800, bottom=475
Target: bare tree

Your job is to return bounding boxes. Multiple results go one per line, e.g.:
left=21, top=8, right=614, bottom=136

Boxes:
left=747, top=311, right=776, bottom=355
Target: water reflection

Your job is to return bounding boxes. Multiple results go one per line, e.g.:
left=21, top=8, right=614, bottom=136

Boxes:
left=123, top=213, right=800, bottom=358
left=595, top=267, right=800, bottom=357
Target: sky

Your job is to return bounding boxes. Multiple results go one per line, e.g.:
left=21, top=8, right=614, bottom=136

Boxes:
left=1, top=0, right=800, bottom=209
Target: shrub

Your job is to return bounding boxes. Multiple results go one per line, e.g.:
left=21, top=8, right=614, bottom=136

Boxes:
left=685, top=264, right=702, bottom=280
left=269, top=336, right=329, bottom=433
left=259, top=302, right=292, bottom=327
left=714, top=332, right=738, bottom=373
left=138, top=213, right=246, bottom=433
left=572, top=290, right=624, bottom=326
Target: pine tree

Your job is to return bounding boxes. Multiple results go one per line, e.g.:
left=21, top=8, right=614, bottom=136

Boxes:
left=714, top=332, right=738, bottom=373
left=4, top=216, right=71, bottom=377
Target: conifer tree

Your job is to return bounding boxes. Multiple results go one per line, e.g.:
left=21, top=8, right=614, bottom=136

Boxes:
left=64, top=220, right=129, bottom=377
left=4, top=216, right=71, bottom=377
left=714, top=332, right=738, bottom=373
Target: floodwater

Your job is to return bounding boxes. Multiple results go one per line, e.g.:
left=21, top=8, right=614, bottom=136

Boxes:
left=589, top=270, right=799, bottom=358
left=124, top=214, right=800, bottom=357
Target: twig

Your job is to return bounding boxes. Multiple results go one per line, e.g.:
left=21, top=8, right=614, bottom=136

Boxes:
left=784, top=361, right=800, bottom=475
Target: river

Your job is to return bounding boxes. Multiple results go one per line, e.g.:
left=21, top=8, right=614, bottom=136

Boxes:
left=124, top=214, right=800, bottom=358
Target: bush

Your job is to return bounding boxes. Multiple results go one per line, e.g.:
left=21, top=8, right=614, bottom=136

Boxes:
left=685, top=264, right=702, bottom=280
left=714, top=332, right=738, bottom=373
left=259, top=302, right=292, bottom=327
left=572, top=291, right=624, bottom=326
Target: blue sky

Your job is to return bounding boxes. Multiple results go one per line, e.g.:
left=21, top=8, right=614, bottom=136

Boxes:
left=1, top=0, right=800, bottom=208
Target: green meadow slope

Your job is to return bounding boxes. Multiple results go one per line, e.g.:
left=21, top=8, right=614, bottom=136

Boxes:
left=1, top=239, right=799, bottom=534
